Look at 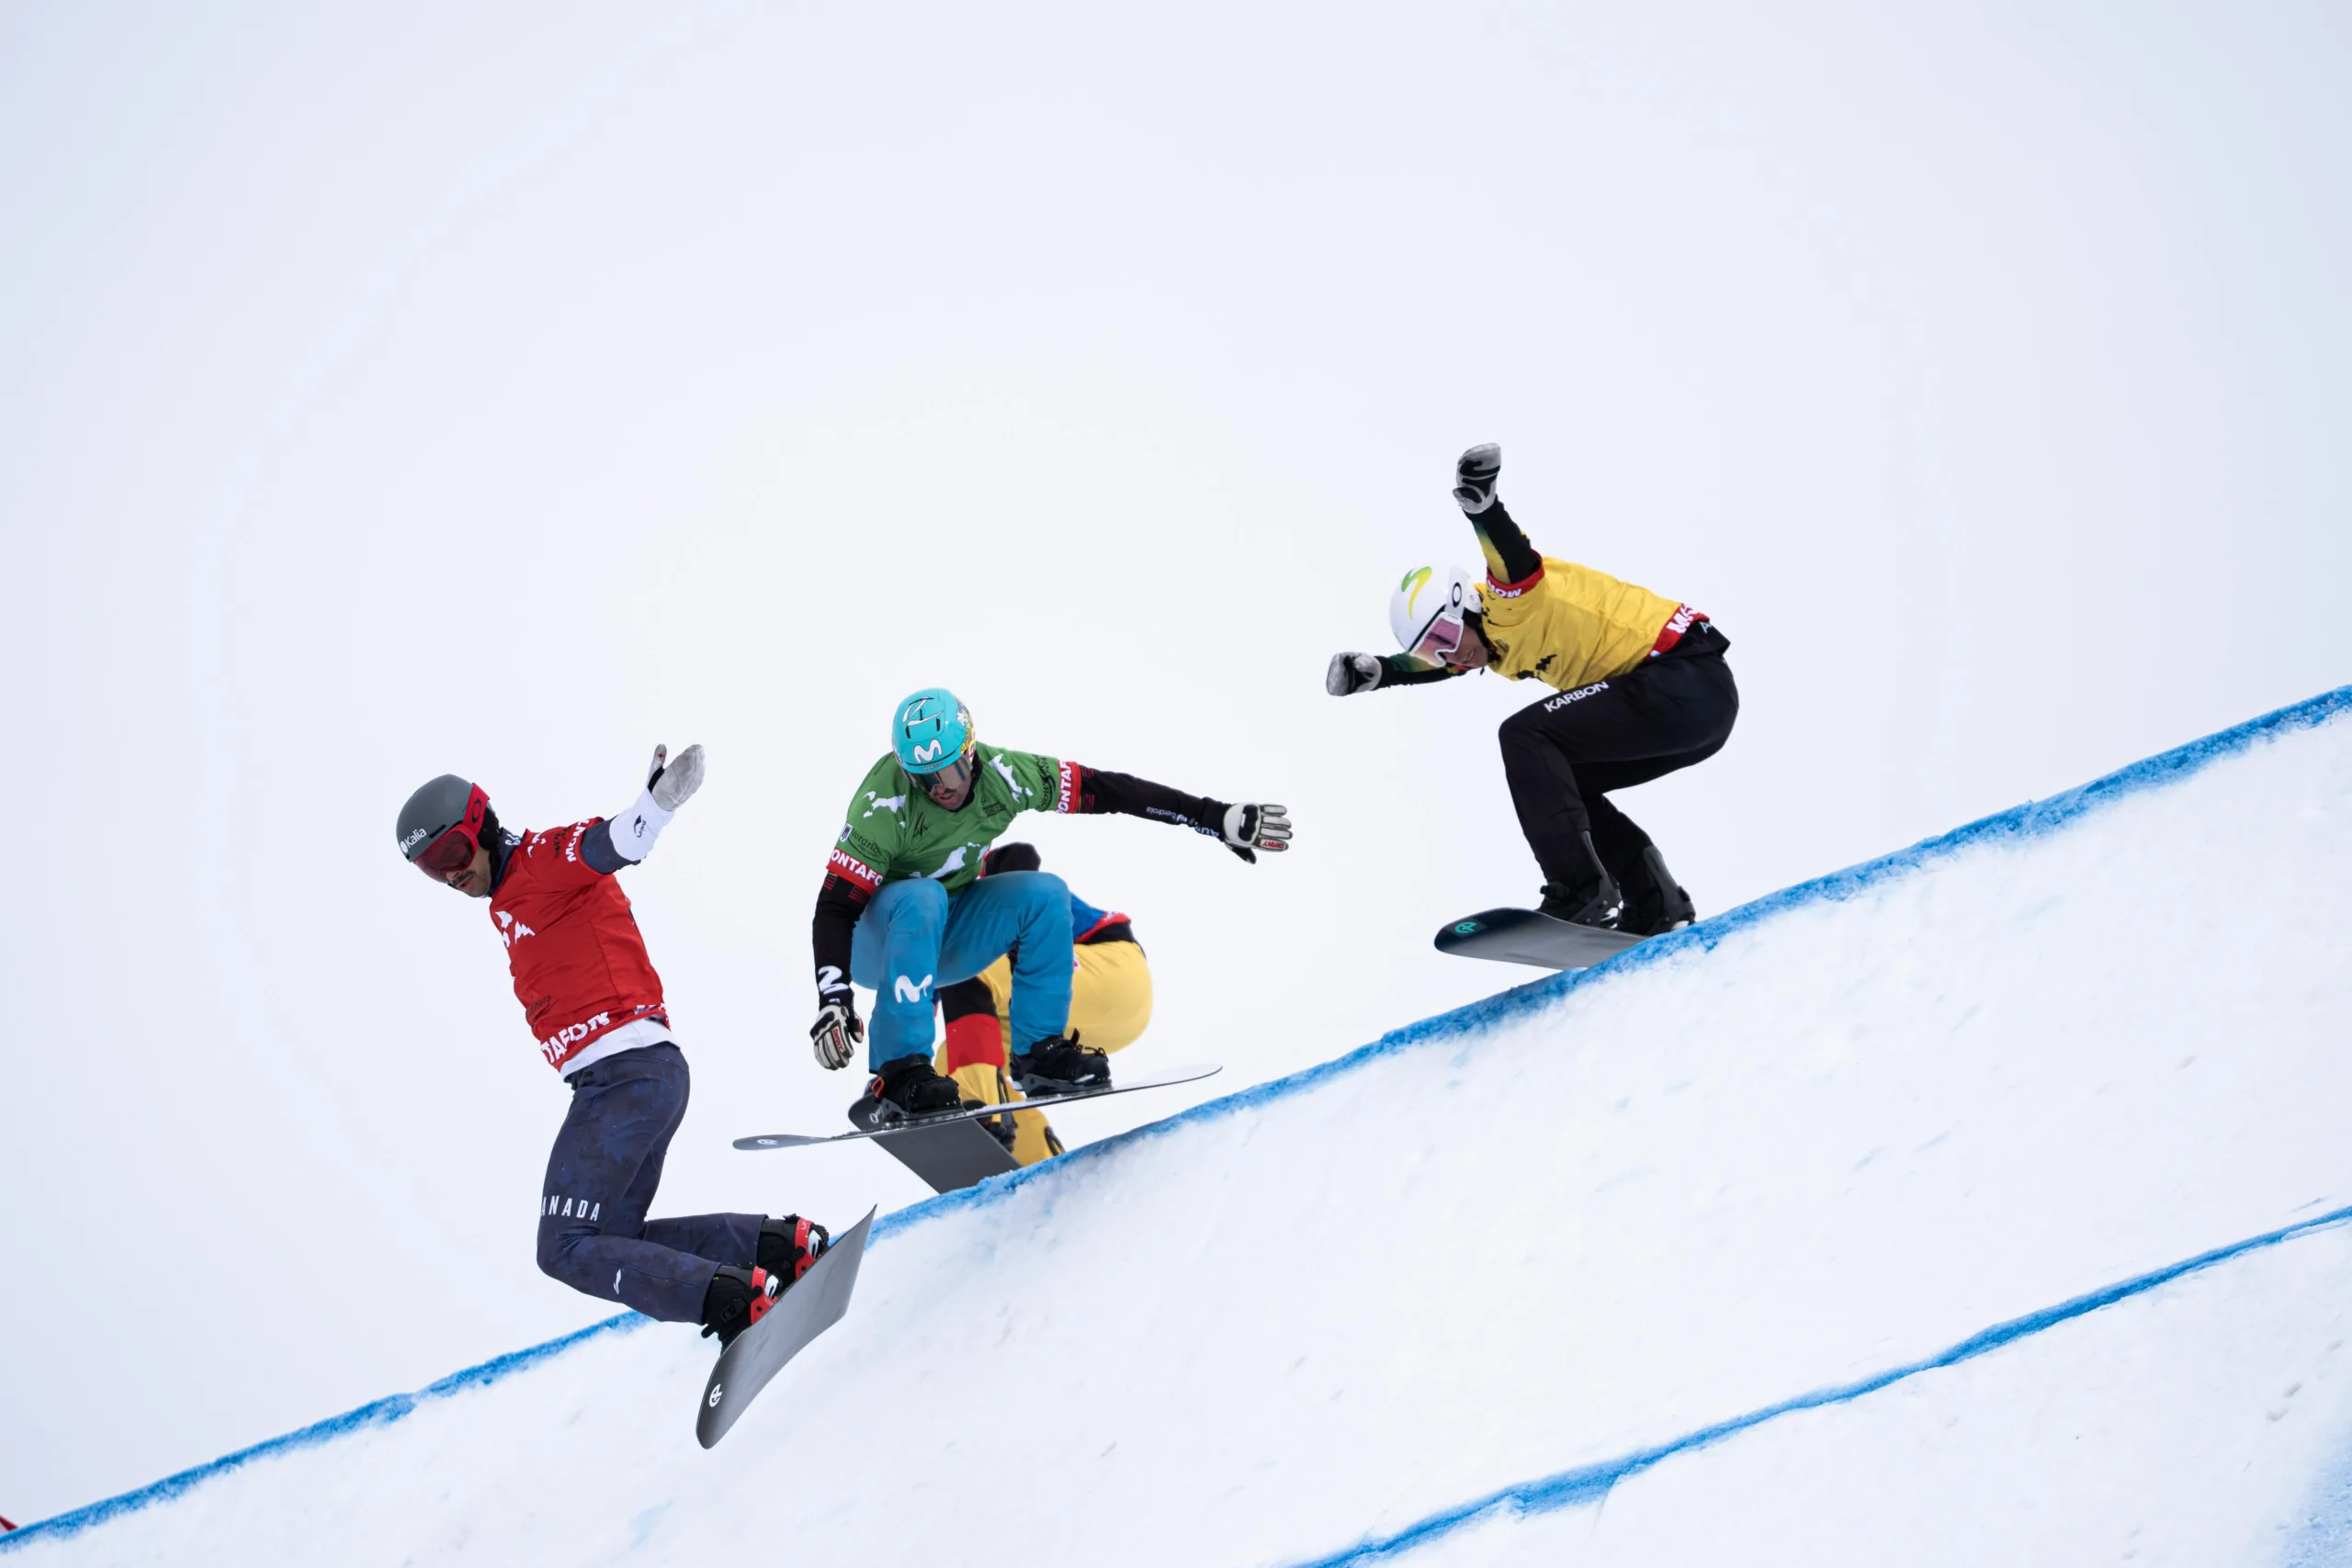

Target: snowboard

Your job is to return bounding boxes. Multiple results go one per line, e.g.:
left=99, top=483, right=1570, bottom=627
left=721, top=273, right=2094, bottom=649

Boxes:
left=868, top=1112, right=1020, bottom=1194
left=1434, top=908, right=1646, bottom=970
left=697, top=1205, right=876, bottom=1449
left=732, top=1063, right=1222, bottom=1153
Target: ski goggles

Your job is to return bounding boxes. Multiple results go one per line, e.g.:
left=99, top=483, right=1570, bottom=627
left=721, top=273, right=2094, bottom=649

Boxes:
left=1406, top=608, right=1469, bottom=666
left=407, top=784, right=491, bottom=881
left=916, top=750, right=976, bottom=804
left=412, top=826, right=480, bottom=880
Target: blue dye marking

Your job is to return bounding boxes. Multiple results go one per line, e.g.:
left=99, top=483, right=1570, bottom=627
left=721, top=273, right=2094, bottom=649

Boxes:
left=0, top=1314, right=651, bottom=1551
left=7, top=682, right=2346, bottom=1551
left=626, top=1501, right=673, bottom=1551
left=1285, top=1201, right=2352, bottom=1567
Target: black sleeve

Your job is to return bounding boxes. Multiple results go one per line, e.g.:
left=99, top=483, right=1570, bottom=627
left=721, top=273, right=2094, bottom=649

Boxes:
left=1065, top=767, right=1228, bottom=839
left=1374, top=656, right=1469, bottom=690
left=580, top=821, right=628, bottom=875
left=1472, top=497, right=1544, bottom=588
left=812, top=875, right=867, bottom=1007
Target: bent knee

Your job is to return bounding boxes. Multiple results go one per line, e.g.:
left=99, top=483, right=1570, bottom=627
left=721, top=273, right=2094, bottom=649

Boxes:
left=1498, top=704, right=1545, bottom=749
left=537, top=1221, right=595, bottom=1281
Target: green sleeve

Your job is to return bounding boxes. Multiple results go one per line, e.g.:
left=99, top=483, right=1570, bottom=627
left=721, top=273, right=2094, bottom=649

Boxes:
left=1377, top=654, right=1467, bottom=688
left=835, top=758, right=911, bottom=882
left=980, top=746, right=1064, bottom=815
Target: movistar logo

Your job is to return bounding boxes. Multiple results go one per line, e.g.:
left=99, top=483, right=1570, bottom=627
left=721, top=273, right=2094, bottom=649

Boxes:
left=911, top=739, right=944, bottom=762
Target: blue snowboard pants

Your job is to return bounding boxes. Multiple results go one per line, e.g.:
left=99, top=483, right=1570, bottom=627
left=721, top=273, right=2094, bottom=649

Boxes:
left=537, top=1043, right=763, bottom=1323
left=849, top=871, right=1074, bottom=1070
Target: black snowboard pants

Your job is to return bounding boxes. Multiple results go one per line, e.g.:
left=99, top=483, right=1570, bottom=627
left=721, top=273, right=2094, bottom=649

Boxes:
left=537, top=1042, right=763, bottom=1323
left=1498, top=625, right=1738, bottom=914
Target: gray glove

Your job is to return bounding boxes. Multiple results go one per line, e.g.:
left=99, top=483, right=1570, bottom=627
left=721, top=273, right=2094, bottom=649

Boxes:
left=647, top=743, right=705, bottom=811
left=1453, top=442, right=1502, bottom=514
left=1327, top=652, right=1384, bottom=696
left=810, top=1001, right=863, bottom=1071
left=1221, top=803, right=1292, bottom=863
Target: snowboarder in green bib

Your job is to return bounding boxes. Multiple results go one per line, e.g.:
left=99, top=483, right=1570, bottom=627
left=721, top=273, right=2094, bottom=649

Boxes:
left=809, top=688, right=1292, bottom=1118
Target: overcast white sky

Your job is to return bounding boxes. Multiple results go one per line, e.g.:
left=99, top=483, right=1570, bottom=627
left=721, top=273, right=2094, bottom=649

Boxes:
left=3, top=0, right=2347, bottom=1524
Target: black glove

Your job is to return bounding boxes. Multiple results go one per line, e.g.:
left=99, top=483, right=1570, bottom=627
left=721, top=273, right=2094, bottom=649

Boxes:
left=980, top=841, right=1043, bottom=876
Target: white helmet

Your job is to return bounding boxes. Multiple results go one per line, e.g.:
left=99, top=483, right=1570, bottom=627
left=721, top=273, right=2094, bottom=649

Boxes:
left=1389, top=565, right=1483, bottom=660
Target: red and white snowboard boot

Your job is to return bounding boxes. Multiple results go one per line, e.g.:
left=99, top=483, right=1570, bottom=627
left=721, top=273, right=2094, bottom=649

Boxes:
left=758, top=1214, right=830, bottom=1284
left=698, top=1266, right=782, bottom=1348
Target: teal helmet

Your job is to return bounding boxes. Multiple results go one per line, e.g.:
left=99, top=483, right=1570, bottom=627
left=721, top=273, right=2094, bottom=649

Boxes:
left=892, top=687, right=975, bottom=775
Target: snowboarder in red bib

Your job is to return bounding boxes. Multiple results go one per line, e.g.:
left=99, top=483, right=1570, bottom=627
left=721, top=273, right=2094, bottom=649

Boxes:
left=1327, top=444, right=1739, bottom=935
left=397, top=744, right=830, bottom=1348
left=809, top=688, right=1290, bottom=1119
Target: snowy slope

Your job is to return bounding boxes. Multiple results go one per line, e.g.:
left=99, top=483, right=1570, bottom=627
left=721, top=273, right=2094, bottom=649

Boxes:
left=8, top=688, right=2351, bottom=1566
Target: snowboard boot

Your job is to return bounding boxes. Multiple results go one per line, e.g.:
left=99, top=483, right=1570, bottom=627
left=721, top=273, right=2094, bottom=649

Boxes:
left=698, top=1264, right=782, bottom=1348
left=1010, top=1034, right=1111, bottom=1095
left=1453, top=443, right=1503, bottom=514
left=1619, top=845, right=1695, bottom=937
left=1538, top=828, right=1624, bottom=930
left=868, top=1054, right=969, bottom=1120
left=757, top=1214, right=831, bottom=1285
left=1539, top=871, right=1624, bottom=930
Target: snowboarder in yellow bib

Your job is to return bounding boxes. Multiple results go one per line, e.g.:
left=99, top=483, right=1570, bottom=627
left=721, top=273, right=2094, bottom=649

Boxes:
left=932, top=842, right=1154, bottom=1165
left=1327, top=444, right=1739, bottom=935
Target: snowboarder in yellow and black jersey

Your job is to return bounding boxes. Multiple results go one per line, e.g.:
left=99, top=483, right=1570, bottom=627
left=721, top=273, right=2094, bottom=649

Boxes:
left=1327, top=444, right=1738, bottom=935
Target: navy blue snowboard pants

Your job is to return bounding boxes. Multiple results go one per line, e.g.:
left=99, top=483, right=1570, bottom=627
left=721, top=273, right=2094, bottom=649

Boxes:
left=537, top=1043, right=762, bottom=1324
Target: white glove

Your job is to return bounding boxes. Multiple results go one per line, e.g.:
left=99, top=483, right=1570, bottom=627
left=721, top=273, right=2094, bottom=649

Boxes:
left=648, top=743, right=705, bottom=811
left=1326, top=652, right=1384, bottom=696
left=1221, top=803, right=1292, bottom=863
left=810, top=1001, right=862, bottom=1071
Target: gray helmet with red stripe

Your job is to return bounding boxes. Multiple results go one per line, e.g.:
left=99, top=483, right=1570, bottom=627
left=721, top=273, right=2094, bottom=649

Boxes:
left=398, top=773, right=491, bottom=877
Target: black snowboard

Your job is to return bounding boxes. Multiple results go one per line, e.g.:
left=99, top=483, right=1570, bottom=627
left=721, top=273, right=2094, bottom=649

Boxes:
left=732, top=1063, right=1221, bottom=1153
left=1434, top=908, right=1646, bottom=970
left=867, top=1112, right=1019, bottom=1194
left=696, top=1205, right=876, bottom=1449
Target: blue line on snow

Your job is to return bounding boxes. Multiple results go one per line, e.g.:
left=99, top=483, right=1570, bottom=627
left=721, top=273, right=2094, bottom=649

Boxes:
left=1284, top=1201, right=2352, bottom=1568
left=0, top=1314, right=652, bottom=1551
left=7, top=682, right=2347, bottom=1550
left=869, top=678, right=2352, bottom=1237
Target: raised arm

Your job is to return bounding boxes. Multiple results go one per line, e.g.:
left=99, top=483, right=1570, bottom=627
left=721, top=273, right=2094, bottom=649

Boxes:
left=580, top=743, right=704, bottom=874
left=1454, top=443, right=1543, bottom=592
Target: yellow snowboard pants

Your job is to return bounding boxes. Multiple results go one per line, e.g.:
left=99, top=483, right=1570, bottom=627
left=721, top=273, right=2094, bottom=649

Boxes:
left=933, top=939, right=1152, bottom=1166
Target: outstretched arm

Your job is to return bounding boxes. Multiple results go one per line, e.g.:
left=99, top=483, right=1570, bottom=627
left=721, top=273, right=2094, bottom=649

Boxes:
left=581, top=743, right=705, bottom=873
left=1326, top=651, right=1467, bottom=695
left=1455, top=444, right=1544, bottom=592
left=1062, top=765, right=1291, bottom=863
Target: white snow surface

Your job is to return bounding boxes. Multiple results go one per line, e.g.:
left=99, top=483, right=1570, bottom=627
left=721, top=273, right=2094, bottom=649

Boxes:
left=9, top=690, right=2352, bottom=1565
